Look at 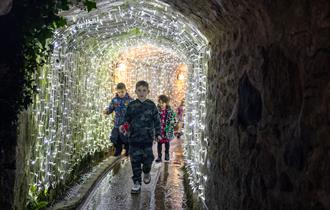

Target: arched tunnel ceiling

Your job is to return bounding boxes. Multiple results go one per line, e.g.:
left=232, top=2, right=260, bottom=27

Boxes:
left=56, top=0, right=209, bottom=63
left=19, top=0, right=211, bottom=203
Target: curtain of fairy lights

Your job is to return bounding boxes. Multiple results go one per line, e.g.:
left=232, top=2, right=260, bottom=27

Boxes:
left=184, top=50, right=209, bottom=202
left=21, top=0, right=210, bottom=201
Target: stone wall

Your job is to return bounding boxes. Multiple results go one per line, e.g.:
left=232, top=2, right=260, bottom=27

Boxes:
left=0, top=0, right=13, bottom=15
left=165, top=0, right=330, bottom=209
left=0, top=0, right=329, bottom=209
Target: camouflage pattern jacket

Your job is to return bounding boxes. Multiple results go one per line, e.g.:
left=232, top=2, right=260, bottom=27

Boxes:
left=124, top=99, right=161, bottom=144
left=107, top=93, right=133, bottom=128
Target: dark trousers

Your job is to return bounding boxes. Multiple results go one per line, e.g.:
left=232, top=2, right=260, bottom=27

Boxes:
left=157, top=142, right=169, bottom=157
left=130, top=144, right=154, bottom=184
left=110, top=127, right=129, bottom=155
left=114, top=142, right=129, bottom=156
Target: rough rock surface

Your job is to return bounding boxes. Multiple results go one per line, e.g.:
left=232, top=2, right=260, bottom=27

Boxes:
left=0, top=0, right=329, bottom=209
left=164, top=0, right=330, bottom=209
left=0, top=0, right=13, bottom=16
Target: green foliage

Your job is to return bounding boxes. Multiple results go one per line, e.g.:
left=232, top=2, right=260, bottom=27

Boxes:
left=14, top=0, right=97, bottom=208
left=18, top=0, right=96, bottom=109
left=26, top=185, right=49, bottom=210
left=84, top=0, right=97, bottom=12
left=130, top=27, right=142, bottom=35
left=17, top=1, right=67, bottom=108
left=110, top=27, right=144, bottom=40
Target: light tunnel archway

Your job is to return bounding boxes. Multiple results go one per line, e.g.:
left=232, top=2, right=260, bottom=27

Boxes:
left=21, top=0, right=210, bottom=203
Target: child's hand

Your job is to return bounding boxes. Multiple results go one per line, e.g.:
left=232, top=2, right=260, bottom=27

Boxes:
left=119, top=125, right=124, bottom=133
left=120, top=123, right=129, bottom=135
left=119, top=125, right=126, bottom=135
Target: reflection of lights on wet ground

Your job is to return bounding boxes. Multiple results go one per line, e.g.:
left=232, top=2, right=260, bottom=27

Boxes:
left=21, top=0, right=210, bottom=202
left=155, top=138, right=187, bottom=210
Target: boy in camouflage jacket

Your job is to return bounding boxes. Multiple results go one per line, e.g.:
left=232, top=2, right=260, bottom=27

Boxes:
left=120, top=80, right=161, bottom=194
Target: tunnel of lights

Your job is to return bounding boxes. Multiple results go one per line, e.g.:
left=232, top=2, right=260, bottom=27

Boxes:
left=19, top=0, right=210, bottom=201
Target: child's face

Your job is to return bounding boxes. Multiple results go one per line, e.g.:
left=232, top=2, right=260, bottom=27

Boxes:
left=135, top=86, right=149, bottom=100
left=159, top=100, right=166, bottom=109
left=117, top=88, right=127, bottom=98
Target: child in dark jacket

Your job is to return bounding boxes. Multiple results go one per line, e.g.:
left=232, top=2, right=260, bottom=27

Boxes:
left=104, top=83, right=133, bottom=156
left=155, top=95, right=176, bottom=162
left=120, top=80, right=161, bottom=194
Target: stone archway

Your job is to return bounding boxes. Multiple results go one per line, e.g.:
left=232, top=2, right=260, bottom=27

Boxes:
left=1, top=0, right=329, bottom=209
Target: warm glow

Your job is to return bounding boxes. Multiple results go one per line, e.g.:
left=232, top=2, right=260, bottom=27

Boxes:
left=21, top=0, right=210, bottom=202
left=111, top=44, right=185, bottom=106
left=117, top=63, right=126, bottom=71
left=178, top=73, right=185, bottom=80
left=173, top=64, right=188, bottom=107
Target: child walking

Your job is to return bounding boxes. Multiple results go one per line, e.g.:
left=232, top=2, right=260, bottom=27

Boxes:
left=155, top=95, right=176, bottom=162
left=120, top=80, right=161, bottom=194
left=104, top=83, right=133, bottom=156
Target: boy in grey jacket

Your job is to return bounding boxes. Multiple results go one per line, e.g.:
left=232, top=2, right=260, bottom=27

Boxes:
left=120, top=80, right=161, bottom=193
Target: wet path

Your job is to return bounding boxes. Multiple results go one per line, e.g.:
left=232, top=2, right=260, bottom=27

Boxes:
left=78, top=157, right=161, bottom=210
left=154, top=138, right=187, bottom=210
left=78, top=138, right=186, bottom=210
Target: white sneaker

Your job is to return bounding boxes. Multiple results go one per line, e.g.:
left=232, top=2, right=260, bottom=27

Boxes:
left=143, top=173, right=151, bottom=184
left=131, top=181, right=141, bottom=194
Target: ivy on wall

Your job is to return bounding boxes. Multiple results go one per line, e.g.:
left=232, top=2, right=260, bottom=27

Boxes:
left=6, top=1, right=99, bottom=209
left=19, top=0, right=96, bottom=108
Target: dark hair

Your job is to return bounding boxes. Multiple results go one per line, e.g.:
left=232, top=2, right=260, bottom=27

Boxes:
left=180, top=98, right=185, bottom=106
left=116, top=83, right=126, bottom=90
left=135, top=80, right=149, bottom=89
left=158, top=95, right=170, bottom=105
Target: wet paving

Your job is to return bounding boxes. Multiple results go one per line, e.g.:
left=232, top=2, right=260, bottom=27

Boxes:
left=78, top=138, right=186, bottom=210
left=153, top=138, right=187, bottom=210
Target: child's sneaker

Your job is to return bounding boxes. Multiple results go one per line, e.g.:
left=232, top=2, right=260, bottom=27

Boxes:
left=165, top=153, right=170, bottom=161
left=155, top=157, right=162, bottom=163
left=143, top=173, right=151, bottom=184
left=131, top=181, right=141, bottom=194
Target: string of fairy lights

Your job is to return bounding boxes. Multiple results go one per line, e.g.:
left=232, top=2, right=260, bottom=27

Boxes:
left=22, top=0, right=210, bottom=202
